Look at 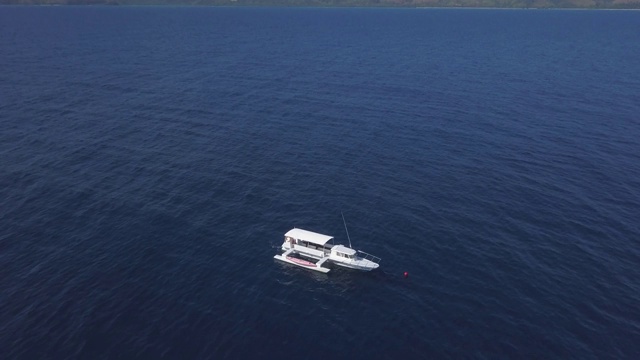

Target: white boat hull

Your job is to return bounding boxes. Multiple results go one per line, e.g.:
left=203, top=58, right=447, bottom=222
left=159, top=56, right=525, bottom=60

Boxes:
left=332, top=260, right=379, bottom=271
left=276, top=228, right=380, bottom=273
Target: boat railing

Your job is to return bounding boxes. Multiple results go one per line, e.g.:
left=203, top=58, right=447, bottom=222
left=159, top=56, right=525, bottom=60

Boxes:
left=357, top=250, right=381, bottom=264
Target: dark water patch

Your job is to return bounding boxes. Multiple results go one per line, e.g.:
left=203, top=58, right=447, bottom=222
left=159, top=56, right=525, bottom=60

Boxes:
left=1, top=6, right=640, bottom=360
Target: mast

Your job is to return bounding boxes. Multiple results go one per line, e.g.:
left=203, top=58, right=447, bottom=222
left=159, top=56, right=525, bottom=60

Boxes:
left=341, top=211, right=352, bottom=249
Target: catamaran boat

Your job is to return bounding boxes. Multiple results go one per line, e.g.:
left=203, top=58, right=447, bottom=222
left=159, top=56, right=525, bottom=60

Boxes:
left=274, top=228, right=381, bottom=273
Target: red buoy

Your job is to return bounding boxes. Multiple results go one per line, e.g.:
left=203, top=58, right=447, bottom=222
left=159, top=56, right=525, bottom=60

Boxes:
left=403, top=271, right=409, bottom=278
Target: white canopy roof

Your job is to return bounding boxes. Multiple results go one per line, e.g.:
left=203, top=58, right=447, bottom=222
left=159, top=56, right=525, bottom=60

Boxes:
left=332, top=244, right=356, bottom=255
left=285, top=228, right=333, bottom=246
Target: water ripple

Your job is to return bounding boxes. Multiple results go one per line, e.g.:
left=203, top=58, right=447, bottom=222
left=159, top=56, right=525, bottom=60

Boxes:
left=2, top=6, right=640, bottom=360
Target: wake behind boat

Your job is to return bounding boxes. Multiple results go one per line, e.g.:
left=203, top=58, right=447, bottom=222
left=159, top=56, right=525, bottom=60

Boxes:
left=274, top=228, right=380, bottom=273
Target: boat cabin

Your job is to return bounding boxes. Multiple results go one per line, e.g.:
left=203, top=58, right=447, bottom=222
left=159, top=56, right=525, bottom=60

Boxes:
left=331, top=245, right=356, bottom=259
left=284, top=228, right=334, bottom=256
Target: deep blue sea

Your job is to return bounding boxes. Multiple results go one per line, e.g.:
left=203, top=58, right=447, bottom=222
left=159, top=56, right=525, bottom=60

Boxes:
left=1, top=6, right=640, bottom=359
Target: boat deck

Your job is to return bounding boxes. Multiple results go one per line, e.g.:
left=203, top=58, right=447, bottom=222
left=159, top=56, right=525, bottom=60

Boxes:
left=274, top=249, right=331, bottom=273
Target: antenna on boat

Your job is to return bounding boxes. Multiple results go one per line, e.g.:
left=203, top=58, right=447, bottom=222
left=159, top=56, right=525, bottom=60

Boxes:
left=341, top=211, right=353, bottom=249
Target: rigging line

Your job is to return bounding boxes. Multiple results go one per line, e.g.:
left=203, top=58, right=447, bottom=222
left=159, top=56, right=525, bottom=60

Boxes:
left=341, top=211, right=352, bottom=249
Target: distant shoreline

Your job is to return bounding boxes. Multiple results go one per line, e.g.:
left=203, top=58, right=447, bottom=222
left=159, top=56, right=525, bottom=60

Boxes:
left=7, top=4, right=640, bottom=9
left=4, top=5, right=640, bottom=9
left=2, top=0, right=640, bottom=10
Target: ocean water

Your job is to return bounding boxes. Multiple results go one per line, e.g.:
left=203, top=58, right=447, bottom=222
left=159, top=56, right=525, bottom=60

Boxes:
left=1, top=6, right=640, bottom=359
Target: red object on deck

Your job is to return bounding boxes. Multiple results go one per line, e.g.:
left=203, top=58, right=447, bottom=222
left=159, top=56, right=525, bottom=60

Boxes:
left=404, top=272, right=409, bottom=278
left=287, top=256, right=316, bottom=267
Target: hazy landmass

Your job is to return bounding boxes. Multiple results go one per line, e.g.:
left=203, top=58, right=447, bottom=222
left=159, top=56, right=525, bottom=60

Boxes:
left=2, top=0, right=640, bottom=8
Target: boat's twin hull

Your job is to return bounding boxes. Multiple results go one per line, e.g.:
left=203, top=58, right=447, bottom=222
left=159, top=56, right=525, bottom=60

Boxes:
left=276, top=244, right=379, bottom=273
